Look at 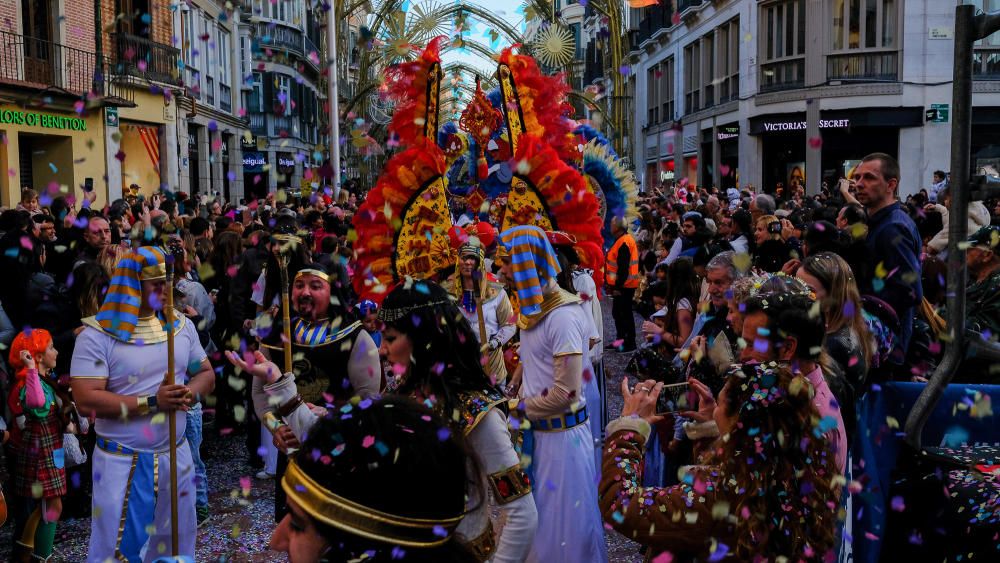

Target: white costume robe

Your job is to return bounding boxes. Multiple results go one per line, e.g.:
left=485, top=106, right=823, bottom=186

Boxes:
left=519, top=302, right=608, bottom=563
left=71, top=317, right=206, bottom=562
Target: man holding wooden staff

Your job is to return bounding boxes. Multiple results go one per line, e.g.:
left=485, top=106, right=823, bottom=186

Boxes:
left=70, top=246, right=215, bottom=562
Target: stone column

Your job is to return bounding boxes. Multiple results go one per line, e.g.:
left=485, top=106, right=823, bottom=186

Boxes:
left=161, top=108, right=180, bottom=192
left=210, top=128, right=224, bottom=200
left=804, top=0, right=825, bottom=196
left=711, top=121, right=722, bottom=189
left=197, top=124, right=211, bottom=197
left=105, top=108, right=123, bottom=202
left=228, top=134, right=245, bottom=203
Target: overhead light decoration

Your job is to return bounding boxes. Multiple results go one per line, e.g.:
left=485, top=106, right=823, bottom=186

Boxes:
left=531, top=24, right=575, bottom=68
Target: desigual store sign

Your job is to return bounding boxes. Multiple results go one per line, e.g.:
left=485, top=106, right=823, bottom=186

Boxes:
left=0, top=108, right=88, bottom=131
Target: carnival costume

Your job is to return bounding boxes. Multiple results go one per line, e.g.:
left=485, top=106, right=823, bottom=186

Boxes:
left=502, top=225, right=608, bottom=563
left=8, top=329, right=74, bottom=562
left=70, top=247, right=205, bottom=562
left=255, top=261, right=380, bottom=406
left=547, top=230, right=607, bottom=474
left=450, top=241, right=517, bottom=386
left=253, top=256, right=380, bottom=522
left=252, top=281, right=538, bottom=562
left=352, top=38, right=605, bottom=301
left=348, top=38, right=629, bottom=562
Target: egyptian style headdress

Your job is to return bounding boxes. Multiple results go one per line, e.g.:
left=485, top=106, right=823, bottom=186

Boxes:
left=90, top=246, right=182, bottom=343
left=352, top=39, right=605, bottom=302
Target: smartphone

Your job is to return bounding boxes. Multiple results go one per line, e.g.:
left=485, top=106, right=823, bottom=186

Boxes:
left=656, top=382, right=693, bottom=415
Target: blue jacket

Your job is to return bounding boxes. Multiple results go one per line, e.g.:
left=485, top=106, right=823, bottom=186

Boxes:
left=863, top=202, right=923, bottom=360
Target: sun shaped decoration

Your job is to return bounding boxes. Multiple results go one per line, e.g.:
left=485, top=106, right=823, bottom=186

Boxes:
left=408, top=1, right=449, bottom=41
left=530, top=23, right=575, bottom=68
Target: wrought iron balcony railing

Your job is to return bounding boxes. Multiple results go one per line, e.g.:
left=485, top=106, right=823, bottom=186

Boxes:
left=111, top=32, right=181, bottom=86
left=0, top=30, right=132, bottom=102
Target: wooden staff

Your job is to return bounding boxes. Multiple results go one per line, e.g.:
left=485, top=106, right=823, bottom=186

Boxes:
left=164, top=253, right=179, bottom=555
left=277, top=248, right=293, bottom=374
left=474, top=276, right=488, bottom=346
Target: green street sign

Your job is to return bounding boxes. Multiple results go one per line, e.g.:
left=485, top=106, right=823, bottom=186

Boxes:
left=927, top=104, right=949, bottom=123
left=106, top=107, right=119, bottom=128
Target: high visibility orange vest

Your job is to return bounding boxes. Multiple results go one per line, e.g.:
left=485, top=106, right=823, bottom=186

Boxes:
left=606, top=233, right=640, bottom=288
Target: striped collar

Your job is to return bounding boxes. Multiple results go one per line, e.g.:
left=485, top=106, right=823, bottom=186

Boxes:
left=291, top=318, right=362, bottom=348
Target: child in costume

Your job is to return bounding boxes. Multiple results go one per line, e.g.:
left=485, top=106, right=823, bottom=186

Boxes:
left=9, top=328, right=70, bottom=562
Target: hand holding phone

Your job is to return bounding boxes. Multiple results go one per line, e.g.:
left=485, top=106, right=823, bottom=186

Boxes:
left=655, top=382, right=693, bottom=415
left=677, top=378, right=717, bottom=421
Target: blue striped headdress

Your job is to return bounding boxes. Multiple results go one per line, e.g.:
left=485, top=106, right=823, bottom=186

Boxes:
left=499, top=225, right=561, bottom=316
left=95, top=246, right=170, bottom=341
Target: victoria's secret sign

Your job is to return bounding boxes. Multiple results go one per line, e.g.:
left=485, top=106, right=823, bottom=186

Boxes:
left=760, top=119, right=850, bottom=132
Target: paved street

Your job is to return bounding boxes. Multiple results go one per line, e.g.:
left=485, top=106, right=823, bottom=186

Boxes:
left=0, top=299, right=645, bottom=562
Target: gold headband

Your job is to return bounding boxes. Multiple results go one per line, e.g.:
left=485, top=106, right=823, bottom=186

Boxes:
left=282, top=460, right=463, bottom=547
left=140, top=262, right=166, bottom=281
left=294, top=269, right=330, bottom=284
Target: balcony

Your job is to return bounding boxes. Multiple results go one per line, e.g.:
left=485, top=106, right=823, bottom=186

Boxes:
left=973, top=48, right=1000, bottom=80
left=759, top=58, right=805, bottom=93
left=112, top=33, right=181, bottom=86
left=272, top=114, right=296, bottom=137
left=0, top=30, right=132, bottom=103
left=254, top=21, right=304, bottom=57
left=827, top=51, right=899, bottom=82
left=248, top=112, right=266, bottom=135
left=635, top=4, right=672, bottom=46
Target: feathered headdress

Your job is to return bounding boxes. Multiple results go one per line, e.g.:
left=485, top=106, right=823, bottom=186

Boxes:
left=496, top=49, right=605, bottom=292
left=353, top=38, right=454, bottom=301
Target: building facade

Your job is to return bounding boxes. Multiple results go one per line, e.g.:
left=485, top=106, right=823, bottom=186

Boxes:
left=239, top=0, right=324, bottom=201
left=0, top=0, right=123, bottom=208
left=628, top=0, right=999, bottom=196
left=175, top=0, right=245, bottom=202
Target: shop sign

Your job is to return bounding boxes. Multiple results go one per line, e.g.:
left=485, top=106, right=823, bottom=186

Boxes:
left=106, top=107, right=119, bottom=128
left=0, top=108, right=87, bottom=131
left=277, top=155, right=296, bottom=170
left=717, top=125, right=739, bottom=141
left=760, top=119, right=850, bottom=132
left=241, top=135, right=258, bottom=149
left=243, top=152, right=266, bottom=172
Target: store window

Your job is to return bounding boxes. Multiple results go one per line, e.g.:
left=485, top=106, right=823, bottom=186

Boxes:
left=828, top=0, right=898, bottom=81
left=759, top=0, right=805, bottom=92
left=973, top=0, right=1000, bottom=79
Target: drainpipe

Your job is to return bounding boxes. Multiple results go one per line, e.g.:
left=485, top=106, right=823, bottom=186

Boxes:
left=94, top=0, right=103, bottom=95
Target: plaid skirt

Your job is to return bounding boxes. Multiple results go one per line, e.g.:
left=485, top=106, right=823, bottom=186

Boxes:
left=14, top=410, right=67, bottom=499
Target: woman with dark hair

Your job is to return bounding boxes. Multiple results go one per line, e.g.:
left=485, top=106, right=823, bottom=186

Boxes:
left=268, top=397, right=480, bottom=562
left=228, top=279, right=537, bottom=561
left=601, top=362, right=842, bottom=561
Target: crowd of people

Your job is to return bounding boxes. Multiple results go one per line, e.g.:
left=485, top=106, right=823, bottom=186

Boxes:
left=0, top=150, right=994, bottom=562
